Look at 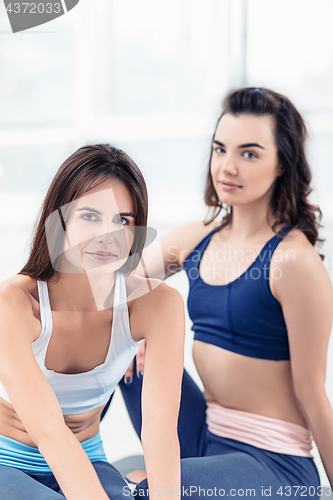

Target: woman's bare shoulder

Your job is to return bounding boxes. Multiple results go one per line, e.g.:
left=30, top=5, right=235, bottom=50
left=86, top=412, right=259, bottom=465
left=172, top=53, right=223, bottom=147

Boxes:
left=0, top=275, right=38, bottom=317
left=127, top=272, right=183, bottom=303
left=0, top=274, right=36, bottom=294
left=270, top=229, right=333, bottom=308
left=125, top=272, right=165, bottom=304
left=270, top=228, right=330, bottom=298
left=0, top=276, right=41, bottom=352
left=125, top=273, right=184, bottom=341
left=273, top=227, right=321, bottom=262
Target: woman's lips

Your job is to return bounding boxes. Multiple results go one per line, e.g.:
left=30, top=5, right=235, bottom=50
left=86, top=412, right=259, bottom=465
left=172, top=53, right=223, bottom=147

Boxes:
left=86, top=251, right=116, bottom=262
left=219, top=181, right=242, bottom=191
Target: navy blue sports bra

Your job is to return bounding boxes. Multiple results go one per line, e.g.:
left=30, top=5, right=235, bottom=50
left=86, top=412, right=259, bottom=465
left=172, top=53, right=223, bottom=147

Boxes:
left=183, top=226, right=294, bottom=361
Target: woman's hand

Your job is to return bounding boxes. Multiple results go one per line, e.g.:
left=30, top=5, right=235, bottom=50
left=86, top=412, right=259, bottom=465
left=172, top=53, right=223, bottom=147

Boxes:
left=123, top=340, right=146, bottom=384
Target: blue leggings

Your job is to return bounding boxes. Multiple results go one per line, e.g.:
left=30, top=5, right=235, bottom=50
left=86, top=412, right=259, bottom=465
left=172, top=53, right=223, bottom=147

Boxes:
left=114, top=360, right=322, bottom=500
left=0, top=461, right=133, bottom=500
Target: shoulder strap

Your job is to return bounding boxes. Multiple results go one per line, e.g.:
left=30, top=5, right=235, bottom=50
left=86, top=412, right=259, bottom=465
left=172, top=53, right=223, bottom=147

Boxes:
left=37, top=280, right=53, bottom=337
left=183, top=227, right=217, bottom=272
left=277, top=225, right=294, bottom=237
left=110, top=272, right=138, bottom=348
left=255, top=225, right=295, bottom=266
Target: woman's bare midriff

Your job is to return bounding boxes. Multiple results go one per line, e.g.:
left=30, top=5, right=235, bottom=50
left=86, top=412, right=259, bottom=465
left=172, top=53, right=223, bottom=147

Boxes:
left=192, top=340, right=307, bottom=427
left=0, top=396, right=106, bottom=447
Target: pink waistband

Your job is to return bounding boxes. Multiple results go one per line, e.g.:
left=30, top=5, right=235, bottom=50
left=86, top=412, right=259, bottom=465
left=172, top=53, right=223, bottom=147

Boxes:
left=206, top=402, right=313, bottom=457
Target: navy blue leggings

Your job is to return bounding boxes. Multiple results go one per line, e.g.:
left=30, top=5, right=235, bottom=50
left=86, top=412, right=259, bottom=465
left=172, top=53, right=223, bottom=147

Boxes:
left=0, top=461, right=133, bottom=500
left=113, top=359, right=322, bottom=500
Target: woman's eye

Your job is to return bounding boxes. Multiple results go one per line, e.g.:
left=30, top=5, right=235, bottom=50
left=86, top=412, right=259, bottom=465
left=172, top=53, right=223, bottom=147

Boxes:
left=113, top=217, right=129, bottom=226
left=243, top=151, right=257, bottom=159
left=213, top=146, right=225, bottom=154
left=82, top=213, right=99, bottom=222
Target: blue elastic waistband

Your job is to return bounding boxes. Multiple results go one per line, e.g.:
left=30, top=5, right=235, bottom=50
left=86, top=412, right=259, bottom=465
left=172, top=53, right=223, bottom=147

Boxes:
left=0, top=431, right=108, bottom=473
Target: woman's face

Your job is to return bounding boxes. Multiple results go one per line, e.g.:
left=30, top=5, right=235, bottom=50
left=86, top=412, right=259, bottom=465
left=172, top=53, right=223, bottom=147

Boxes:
left=60, top=179, right=136, bottom=274
left=210, top=113, right=282, bottom=207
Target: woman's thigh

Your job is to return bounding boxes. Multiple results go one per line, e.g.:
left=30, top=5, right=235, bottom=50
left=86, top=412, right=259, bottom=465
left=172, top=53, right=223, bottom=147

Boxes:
left=0, top=465, right=63, bottom=500
left=179, top=453, right=320, bottom=500
left=118, top=359, right=207, bottom=459
left=203, top=433, right=321, bottom=499
left=135, top=454, right=320, bottom=500
left=134, top=453, right=273, bottom=500
left=135, top=434, right=321, bottom=500
left=0, top=462, right=135, bottom=500
left=92, top=461, right=135, bottom=500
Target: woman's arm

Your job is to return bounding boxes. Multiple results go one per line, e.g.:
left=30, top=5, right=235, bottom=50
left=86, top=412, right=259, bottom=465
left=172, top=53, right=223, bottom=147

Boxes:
left=130, top=282, right=185, bottom=498
left=138, top=220, right=217, bottom=280
left=272, top=244, right=333, bottom=487
left=0, top=286, right=110, bottom=500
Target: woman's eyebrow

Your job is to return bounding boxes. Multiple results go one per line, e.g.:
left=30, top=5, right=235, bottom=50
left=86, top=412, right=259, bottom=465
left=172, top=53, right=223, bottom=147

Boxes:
left=75, top=207, right=135, bottom=219
left=213, top=139, right=265, bottom=150
left=117, top=212, right=135, bottom=219
left=238, top=143, right=265, bottom=150
left=76, top=206, right=102, bottom=214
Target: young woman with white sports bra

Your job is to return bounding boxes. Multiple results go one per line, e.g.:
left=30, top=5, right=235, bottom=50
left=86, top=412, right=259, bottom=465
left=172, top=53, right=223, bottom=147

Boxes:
left=112, top=88, right=333, bottom=498
left=0, top=145, right=185, bottom=500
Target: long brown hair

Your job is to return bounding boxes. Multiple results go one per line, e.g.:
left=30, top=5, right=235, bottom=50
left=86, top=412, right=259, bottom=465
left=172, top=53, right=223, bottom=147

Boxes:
left=20, top=144, right=148, bottom=281
left=204, top=87, right=324, bottom=257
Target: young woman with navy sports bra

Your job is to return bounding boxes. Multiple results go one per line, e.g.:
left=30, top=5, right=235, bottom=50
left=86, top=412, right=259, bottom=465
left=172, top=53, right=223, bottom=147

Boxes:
left=0, top=145, right=185, bottom=499
left=112, top=88, right=333, bottom=498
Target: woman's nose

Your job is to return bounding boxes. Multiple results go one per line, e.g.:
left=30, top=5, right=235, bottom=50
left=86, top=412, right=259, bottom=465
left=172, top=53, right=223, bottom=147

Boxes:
left=97, top=224, right=116, bottom=245
left=220, top=155, right=238, bottom=175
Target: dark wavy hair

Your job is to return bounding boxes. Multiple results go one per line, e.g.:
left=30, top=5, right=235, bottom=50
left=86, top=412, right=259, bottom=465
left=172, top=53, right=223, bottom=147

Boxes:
left=204, top=87, right=324, bottom=257
left=20, top=144, right=148, bottom=281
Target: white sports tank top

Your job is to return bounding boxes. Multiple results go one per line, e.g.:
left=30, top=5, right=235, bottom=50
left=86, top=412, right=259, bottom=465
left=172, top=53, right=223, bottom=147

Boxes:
left=0, top=272, right=142, bottom=415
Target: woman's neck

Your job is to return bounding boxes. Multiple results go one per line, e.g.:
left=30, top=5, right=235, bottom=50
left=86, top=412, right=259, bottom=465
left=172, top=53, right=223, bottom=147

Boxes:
left=48, top=271, right=117, bottom=312
left=226, top=197, right=277, bottom=242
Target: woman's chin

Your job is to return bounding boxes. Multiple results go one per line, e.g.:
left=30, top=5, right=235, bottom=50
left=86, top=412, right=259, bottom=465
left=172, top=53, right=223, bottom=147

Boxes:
left=56, top=253, right=128, bottom=275
left=84, top=257, right=127, bottom=275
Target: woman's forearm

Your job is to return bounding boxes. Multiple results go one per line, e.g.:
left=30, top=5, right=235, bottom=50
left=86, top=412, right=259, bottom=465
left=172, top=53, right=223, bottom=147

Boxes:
left=142, top=416, right=181, bottom=499
left=298, top=390, right=333, bottom=489
left=37, top=423, right=109, bottom=500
